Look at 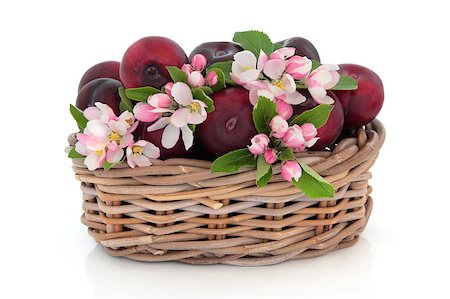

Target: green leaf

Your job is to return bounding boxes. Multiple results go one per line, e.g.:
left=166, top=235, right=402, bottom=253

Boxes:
left=311, top=59, right=321, bottom=71
left=252, top=96, right=277, bottom=135
left=192, top=88, right=215, bottom=113
left=207, top=67, right=226, bottom=92
left=166, top=66, right=188, bottom=84
left=273, top=43, right=283, bottom=50
left=293, top=161, right=335, bottom=199
left=233, top=30, right=274, bottom=57
left=331, top=75, right=358, bottom=90
left=69, top=104, right=88, bottom=130
left=207, top=61, right=234, bottom=85
left=103, top=157, right=125, bottom=171
left=118, top=87, right=133, bottom=113
left=278, top=148, right=296, bottom=161
left=68, top=147, right=85, bottom=159
left=256, top=155, right=272, bottom=187
left=211, top=148, right=256, bottom=174
left=290, top=104, right=334, bottom=129
left=197, top=85, right=214, bottom=95
left=257, top=167, right=272, bottom=188
left=125, top=86, right=162, bottom=102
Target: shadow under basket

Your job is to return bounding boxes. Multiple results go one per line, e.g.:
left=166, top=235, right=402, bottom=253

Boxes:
left=70, top=119, right=385, bottom=266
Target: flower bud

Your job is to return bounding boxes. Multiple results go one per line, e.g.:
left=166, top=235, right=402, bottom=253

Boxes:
left=276, top=100, right=293, bottom=120
left=281, top=160, right=302, bottom=182
left=264, top=148, right=277, bottom=164
left=188, top=71, right=206, bottom=87
left=191, top=54, right=207, bottom=71
left=206, top=71, right=218, bottom=86
left=248, top=134, right=270, bottom=155
left=164, top=82, right=174, bottom=97
left=300, top=123, right=318, bottom=141
left=133, top=102, right=159, bottom=123
left=269, top=115, right=289, bottom=138
left=286, top=56, right=312, bottom=80
left=149, top=93, right=172, bottom=109
left=282, top=125, right=305, bottom=149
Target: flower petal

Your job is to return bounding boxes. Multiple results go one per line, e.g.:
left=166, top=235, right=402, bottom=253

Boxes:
left=263, top=59, right=285, bottom=80
left=284, top=91, right=306, bottom=105
left=161, top=124, right=180, bottom=149
left=143, top=142, right=160, bottom=159
left=87, top=120, right=110, bottom=137
left=133, top=154, right=152, bottom=167
left=106, top=148, right=124, bottom=163
left=119, top=134, right=134, bottom=148
left=180, top=126, right=194, bottom=150
left=147, top=117, right=169, bottom=132
left=171, top=82, right=193, bottom=106
left=238, top=69, right=261, bottom=84
left=83, top=107, right=101, bottom=121
left=170, top=108, right=190, bottom=127
left=234, top=50, right=257, bottom=69
left=133, top=103, right=160, bottom=123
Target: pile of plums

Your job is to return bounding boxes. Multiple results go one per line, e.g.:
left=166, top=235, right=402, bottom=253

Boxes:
left=76, top=36, right=384, bottom=160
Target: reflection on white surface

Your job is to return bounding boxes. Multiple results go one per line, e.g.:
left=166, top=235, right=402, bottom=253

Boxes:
left=85, top=238, right=372, bottom=299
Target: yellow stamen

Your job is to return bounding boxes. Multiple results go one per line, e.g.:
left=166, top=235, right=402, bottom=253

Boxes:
left=109, top=132, right=121, bottom=142
left=132, top=145, right=144, bottom=157
left=125, top=118, right=134, bottom=126
left=272, top=79, right=285, bottom=90
left=188, top=102, right=201, bottom=113
left=95, top=150, right=103, bottom=156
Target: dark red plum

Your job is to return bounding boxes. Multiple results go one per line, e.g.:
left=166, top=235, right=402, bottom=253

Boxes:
left=197, top=87, right=257, bottom=158
left=294, top=90, right=344, bottom=150
left=137, top=122, right=192, bottom=160
left=334, top=64, right=384, bottom=128
left=120, top=36, right=188, bottom=89
left=189, top=42, right=243, bottom=68
left=277, top=37, right=320, bottom=62
left=76, top=78, right=122, bottom=115
left=78, top=61, right=120, bottom=91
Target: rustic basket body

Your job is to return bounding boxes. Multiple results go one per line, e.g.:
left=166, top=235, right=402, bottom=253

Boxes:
left=70, top=120, right=385, bottom=266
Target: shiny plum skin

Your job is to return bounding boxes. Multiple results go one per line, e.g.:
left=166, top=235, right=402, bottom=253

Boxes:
left=197, top=87, right=257, bottom=159
left=76, top=78, right=122, bottom=115
left=333, top=64, right=384, bottom=128
left=189, top=42, right=243, bottom=68
left=120, top=36, right=188, bottom=89
left=78, top=61, right=120, bottom=91
left=293, top=91, right=344, bottom=150
left=277, top=37, right=321, bottom=62
left=136, top=122, right=192, bottom=160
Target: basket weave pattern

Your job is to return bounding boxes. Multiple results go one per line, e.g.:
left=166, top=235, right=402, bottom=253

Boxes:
left=70, top=120, right=385, bottom=266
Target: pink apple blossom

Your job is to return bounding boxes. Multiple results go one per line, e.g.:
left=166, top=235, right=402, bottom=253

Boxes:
left=301, top=123, right=319, bottom=148
left=206, top=71, right=218, bottom=86
left=231, top=50, right=263, bottom=85
left=191, top=54, right=207, bottom=72
left=264, top=149, right=278, bottom=164
left=133, top=102, right=160, bottom=123
left=181, top=63, right=193, bottom=75
left=164, top=82, right=174, bottom=97
left=269, top=115, right=289, bottom=138
left=126, top=140, right=160, bottom=168
left=282, top=125, right=305, bottom=149
left=281, top=160, right=302, bottom=182
left=148, top=93, right=172, bottom=109
left=306, top=64, right=340, bottom=104
left=248, top=134, right=270, bottom=155
left=188, top=71, right=206, bottom=87
left=84, top=147, right=107, bottom=171
left=275, top=99, right=293, bottom=120
left=269, top=47, right=295, bottom=60
left=286, top=56, right=312, bottom=80
left=83, top=102, right=117, bottom=123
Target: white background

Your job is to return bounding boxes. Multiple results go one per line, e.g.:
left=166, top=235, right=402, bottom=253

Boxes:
left=1, top=0, right=449, bottom=298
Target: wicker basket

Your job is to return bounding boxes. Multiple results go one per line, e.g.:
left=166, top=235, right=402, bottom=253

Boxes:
left=69, top=119, right=385, bottom=266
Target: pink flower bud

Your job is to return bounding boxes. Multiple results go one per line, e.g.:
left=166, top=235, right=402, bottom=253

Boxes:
left=206, top=71, right=218, bottom=86
left=181, top=63, right=193, bottom=75
left=286, top=56, right=312, bottom=80
left=164, top=82, right=174, bottom=97
left=133, top=102, right=160, bottom=123
left=276, top=99, right=293, bottom=120
left=248, top=134, right=270, bottom=155
left=148, top=93, right=172, bottom=109
left=270, top=47, right=296, bottom=60
left=269, top=115, right=289, bottom=138
left=294, top=144, right=306, bottom=153
left=264, top=148, right=277, bottom=164
left=191, top=54, right=207, bottom=71
left=281, top=160, right=302, bottom=182
left=283, top=125, right=305, bottom=149
left=301, top=123, right=318, bottom=141
left=188, top=71, right=206, bottom=87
